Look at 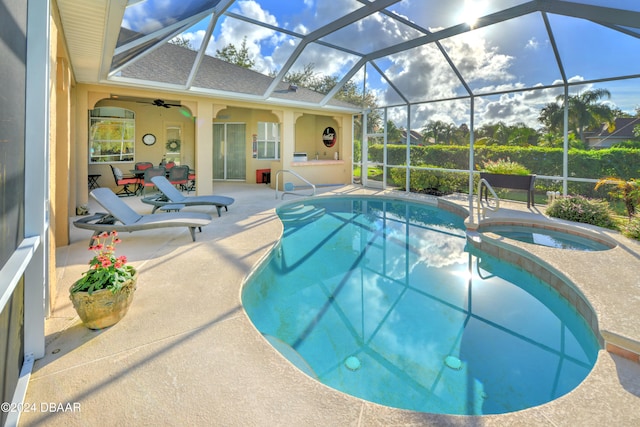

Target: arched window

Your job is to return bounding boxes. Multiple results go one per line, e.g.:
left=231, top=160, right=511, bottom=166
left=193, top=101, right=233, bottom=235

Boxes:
left=89, top=107, right=135, bottom=163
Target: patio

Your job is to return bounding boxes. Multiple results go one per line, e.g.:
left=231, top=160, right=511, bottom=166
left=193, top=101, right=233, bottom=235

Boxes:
left=19, top=183, right=640, bottom=426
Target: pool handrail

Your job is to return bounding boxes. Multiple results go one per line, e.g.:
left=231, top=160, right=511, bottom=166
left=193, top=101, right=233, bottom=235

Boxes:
left=477, top=178, right=500, bottom=220
left=275, top=169, right=316, bottom=199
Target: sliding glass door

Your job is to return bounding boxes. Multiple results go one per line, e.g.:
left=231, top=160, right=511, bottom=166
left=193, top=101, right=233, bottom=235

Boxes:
left=213, top=123, right=246, bottom=180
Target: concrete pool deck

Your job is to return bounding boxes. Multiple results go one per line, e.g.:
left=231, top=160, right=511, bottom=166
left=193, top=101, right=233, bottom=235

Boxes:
left=19, top=183, right=640, bottom=426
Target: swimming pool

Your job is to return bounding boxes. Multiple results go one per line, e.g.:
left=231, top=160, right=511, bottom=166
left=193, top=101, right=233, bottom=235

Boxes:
left=479, top=224, right=614, bottom=251
left=242, top=197, right=600, bottom=415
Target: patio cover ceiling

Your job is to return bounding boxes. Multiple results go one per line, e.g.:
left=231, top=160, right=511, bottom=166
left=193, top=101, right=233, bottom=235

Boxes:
left=57, top=0, right=640, bottom=116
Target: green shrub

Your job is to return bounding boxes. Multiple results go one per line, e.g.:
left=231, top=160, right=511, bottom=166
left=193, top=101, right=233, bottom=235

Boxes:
left=389, top=167, right=470, bottom=195
left=481, top=158, right=531, bottom=175
left=622, top=216, right=640, bottom=240
left=546, top=196, right=617, bottom=229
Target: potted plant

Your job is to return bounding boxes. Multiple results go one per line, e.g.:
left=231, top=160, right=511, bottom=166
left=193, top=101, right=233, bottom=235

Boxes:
left=479, top=158, right=536, bottom=208
left=69, top=231, right=137, bottom=329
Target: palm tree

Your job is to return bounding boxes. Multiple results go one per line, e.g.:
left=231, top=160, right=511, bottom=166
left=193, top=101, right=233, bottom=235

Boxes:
left=595, top=177, right=640, bottom=219
left=422, top=120, right=449, bottom=144
left=538, top=102, right=563, bottom=133
left=539, top=89, right=615, bottom=143
left=560, top=89, right=615, bottom=142
left=385, top=120, right=403, bottom=143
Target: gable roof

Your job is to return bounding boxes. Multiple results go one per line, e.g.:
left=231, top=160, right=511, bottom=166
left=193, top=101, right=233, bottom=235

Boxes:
left=118, top=42, right=358, bottom=110
left=590, top=117, right=640, bottom=139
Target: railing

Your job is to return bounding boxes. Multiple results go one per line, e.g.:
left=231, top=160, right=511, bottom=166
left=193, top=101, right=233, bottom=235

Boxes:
left=477, top=178, right=500, bottom=220
left=275, top=169, right=316, bottom=199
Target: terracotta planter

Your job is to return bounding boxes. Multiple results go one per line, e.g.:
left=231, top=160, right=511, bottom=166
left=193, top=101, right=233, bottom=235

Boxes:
left=69, top=275, right=137, bottom=329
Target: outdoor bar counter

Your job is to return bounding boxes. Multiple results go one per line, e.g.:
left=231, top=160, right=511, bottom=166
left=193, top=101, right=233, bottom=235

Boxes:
left=276, top=159, right=350, bottom=187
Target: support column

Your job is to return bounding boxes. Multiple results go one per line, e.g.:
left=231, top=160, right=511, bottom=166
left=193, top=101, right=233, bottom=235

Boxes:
left=196, top=102, right=214, bottom=195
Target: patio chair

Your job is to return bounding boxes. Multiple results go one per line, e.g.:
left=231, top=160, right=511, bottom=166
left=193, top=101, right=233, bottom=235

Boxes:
left=168, top=165, right=189, bottom=190
left=73, top=188, right=212, bottom=246
left=141, top=166, right=166, bottom=196
left=134, top=161, right=153, bottom=171
left=142, top=175, right=234, bottom=216
left=187, top=169, right=196, bottom=192
left=110, top=165, right=141, bottom=197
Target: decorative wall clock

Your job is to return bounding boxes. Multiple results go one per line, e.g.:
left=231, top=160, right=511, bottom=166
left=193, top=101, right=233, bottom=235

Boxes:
left=142, top=133, right=156, bottom=146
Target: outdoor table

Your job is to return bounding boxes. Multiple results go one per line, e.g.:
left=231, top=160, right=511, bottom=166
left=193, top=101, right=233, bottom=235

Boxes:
left=88, top=174, right=101, bottom=190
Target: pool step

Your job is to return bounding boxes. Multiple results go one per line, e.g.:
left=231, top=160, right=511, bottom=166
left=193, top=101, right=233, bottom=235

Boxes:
left=263, top=334, right=318, bottom=379
left=279, top=204, right=325, bottom=223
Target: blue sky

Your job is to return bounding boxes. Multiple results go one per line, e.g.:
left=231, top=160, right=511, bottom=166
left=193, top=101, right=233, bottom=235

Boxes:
left=124, top=0, right=640, bottom=129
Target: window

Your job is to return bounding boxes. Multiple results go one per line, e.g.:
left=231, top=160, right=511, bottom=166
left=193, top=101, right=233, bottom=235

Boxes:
left=89, top=107, right=135, bottom=163
left=165, top=125, right=182, bottom=164
left=256, top=122, right=280, bottom=160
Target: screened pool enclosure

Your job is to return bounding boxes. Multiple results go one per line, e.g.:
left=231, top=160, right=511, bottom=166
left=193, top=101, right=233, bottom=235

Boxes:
left=73, top=0, right=640, bottom=202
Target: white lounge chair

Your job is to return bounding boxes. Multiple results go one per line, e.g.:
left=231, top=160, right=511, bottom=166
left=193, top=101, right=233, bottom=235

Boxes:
left=73, top=188, right=212, bottom=245
left=141, top=175, right=234, bottom=216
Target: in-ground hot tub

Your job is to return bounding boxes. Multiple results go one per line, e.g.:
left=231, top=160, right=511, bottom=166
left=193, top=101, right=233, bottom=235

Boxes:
left=477, top=222, right=616, bottom=251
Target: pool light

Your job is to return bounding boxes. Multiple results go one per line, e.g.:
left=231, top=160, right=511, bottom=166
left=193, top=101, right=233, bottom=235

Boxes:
left=345, top=356, right=361, bottom=371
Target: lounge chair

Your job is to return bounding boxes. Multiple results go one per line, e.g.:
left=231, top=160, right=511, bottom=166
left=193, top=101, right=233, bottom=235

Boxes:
left=73, top=188, right=212, bottom=246
left=141, top=176, right=234, bottom=216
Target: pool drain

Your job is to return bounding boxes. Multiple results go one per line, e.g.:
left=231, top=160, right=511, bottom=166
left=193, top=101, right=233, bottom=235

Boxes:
left=445, top=355, right=462, bottom=370
left=345, top=356, right=361, bottom=371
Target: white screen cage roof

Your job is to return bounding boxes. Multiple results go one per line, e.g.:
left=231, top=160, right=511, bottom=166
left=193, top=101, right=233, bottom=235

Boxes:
left=58, top=0, right=640, bottom=124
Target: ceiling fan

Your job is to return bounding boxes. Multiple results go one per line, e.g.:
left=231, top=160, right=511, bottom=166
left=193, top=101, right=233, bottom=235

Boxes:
left=109, top=95, right=181, bottom=108
left=148, top=98, right=181, bottom=108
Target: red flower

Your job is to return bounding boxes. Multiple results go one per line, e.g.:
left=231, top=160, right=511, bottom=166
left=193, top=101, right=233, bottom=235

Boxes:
left=71, top=231, right=135, bottom=295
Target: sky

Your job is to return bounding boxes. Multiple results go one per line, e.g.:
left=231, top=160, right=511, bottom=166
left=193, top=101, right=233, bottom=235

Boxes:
left=122, top=0, right=640, bottom=130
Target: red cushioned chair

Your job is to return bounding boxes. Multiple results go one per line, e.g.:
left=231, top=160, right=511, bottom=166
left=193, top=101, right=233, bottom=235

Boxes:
left=184, top=166, right=196, bottom=193
left=168, top=165, right=189, bottom=191
left=110, top=165, right=141, bottom=197
left=141, top=166, right=166, bottom=196
left=134, top=161, right=153, bottom=171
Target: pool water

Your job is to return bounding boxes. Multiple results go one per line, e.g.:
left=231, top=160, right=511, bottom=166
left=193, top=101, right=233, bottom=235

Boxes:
left=484, top=225, right=612, bottom=251
left=242, top=197, right=600, bottom=415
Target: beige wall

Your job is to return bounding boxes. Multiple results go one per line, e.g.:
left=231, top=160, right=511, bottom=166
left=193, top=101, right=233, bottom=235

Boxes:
left=66, top=86, right=354, bottom=206
left=85, top=96, right=197, bottom=191
left=49, top=2, right=79, bottom=313
left=294, top=114, right=341, bottom=161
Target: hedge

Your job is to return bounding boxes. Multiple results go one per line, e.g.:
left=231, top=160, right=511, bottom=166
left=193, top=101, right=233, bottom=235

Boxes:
left=369, top=144, right=640, bottom=194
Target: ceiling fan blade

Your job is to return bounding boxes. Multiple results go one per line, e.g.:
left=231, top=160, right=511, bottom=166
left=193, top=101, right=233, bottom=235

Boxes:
left=109, top=95, right=181, bottom=108
left=152, top=99, right=181, bottom=108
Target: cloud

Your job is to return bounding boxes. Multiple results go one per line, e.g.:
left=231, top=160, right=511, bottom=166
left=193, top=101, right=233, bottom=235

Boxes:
left=378, top=30, right=588, bottom=129
left=179, top=1, right=284, bottom=73
left=170, top=0, right=638, bottom=128
left=525, top=37, right=540, bottom=50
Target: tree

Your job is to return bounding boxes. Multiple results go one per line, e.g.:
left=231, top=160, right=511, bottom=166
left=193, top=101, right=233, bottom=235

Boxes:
left=540, top=89, right=615, bottom=142
left=282, top=63, right=377, bottom=109
left=508, top=123, right=539, bottom=146
left=282, top=63, right=316, bottom=87
left=456, top=123, right=470, bottom=145
left=422, top=120, right=450, bottom=144
left=385, top=120, right=403, bottom=143
left=215, top=36, right=255, bottom=69
left=538, top=102, right=563, bottom=133
left=595, top=177, right=640, bottom=219
left=563, top=89, right=614, bottom=142
left=169, top=36, right=193, bottom=50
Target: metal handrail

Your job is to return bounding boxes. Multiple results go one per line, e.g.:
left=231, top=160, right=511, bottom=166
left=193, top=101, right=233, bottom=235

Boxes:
left=275, top=169, right=316, bottom=199
left=477, top=178, right=500, bottom=220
